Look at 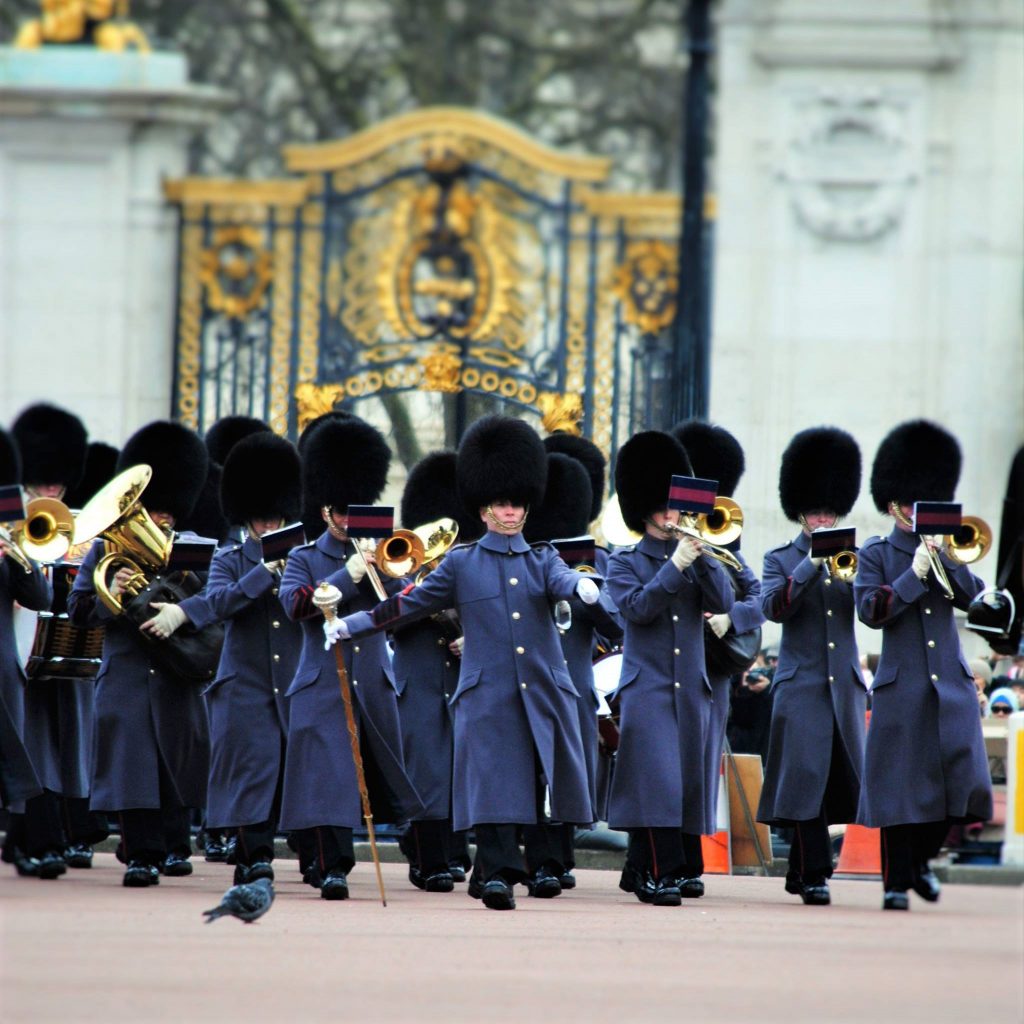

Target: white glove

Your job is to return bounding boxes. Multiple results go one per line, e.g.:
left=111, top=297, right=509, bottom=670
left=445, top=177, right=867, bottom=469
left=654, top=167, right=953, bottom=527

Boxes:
left=448, top=636, right=465, bottom=658
left=671, top=536, right=701, bottom=571
left=576, top=577, right=600, bottom=605
left=912, top=542, right=932, bottom=580
left=345, top=550, right=368, bottom=584
left=323, top=617, right=350, bottom=650
left=706, top=612, right=731, bottom=639
left=141, top=602, right=188, bottom=640
left=810, top=555, right=825, bottom=569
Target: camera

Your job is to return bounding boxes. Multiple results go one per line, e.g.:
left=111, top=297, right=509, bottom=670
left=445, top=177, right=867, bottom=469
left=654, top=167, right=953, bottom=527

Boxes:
left=746, top=667, right=772, bottom=683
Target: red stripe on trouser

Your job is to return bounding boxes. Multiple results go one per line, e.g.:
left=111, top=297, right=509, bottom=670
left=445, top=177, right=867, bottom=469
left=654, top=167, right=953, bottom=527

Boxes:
left=881, top=829, right=889, bottom=888
left=647, top=829, right=659, bottom=880
left=317, top=828, right=326, bottom=874
left=794, top=822, right=805, bottom=875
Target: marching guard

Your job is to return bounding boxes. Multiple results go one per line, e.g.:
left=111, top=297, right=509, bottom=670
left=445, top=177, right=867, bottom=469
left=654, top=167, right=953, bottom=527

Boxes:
left=68, top=421, right=214, bottom=887
left=277, top=415, right=422, bottom=901
left=327, top=416, right=599, bottom=911
left=856, top=420, right=992, bottom=910
left=602, top=431, right=733, bottom=906
left=671, top=419, right=764, bottom=886
left=201, top=431, right=303, bottom=885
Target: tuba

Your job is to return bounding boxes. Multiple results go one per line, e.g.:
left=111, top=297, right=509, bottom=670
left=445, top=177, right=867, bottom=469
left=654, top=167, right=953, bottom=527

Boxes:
left=412, top=518, right=459, bottom=583
left=73, top=465, right=172, bottom=615
left=375, top=529, right=427, bottom=580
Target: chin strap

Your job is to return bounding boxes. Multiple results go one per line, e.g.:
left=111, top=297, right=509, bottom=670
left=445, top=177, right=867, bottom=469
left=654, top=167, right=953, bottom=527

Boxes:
left=485, top=505, right=528, bottom=534
left=888, top=502, right=913, bottom=528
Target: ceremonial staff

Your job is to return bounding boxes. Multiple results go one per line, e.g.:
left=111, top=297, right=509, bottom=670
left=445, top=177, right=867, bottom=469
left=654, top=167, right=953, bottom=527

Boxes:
left=313, top=581, right=387, bottom=907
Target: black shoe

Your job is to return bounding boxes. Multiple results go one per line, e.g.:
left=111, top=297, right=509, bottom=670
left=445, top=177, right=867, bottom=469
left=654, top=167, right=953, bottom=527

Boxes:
left=224, top=835, right=238, bottom=865
left=13, top=853, right=40, bottom=877
left=467, top=874, right=484, bottom=900
left=653, top=877, right=682, bottom=907
left=526, top=867, right=562, bottom=899
left=448, top=863, right=467, bottom=883
left=424, top=871, right=455, bottom=893
left=912, top=868, right=940, bottom=903
left=883, top=890, right=909, bottom=911
left=203, top=837, right=228, bottom=863
left=320, top=872, right=349, bottom=901
left=124, top=861, right=158, bottom=888
left=559, top=871, right=577, bottom=890
left=408, top=865, right=427, bottom=890
left=800, top=883, right=831, bottom=906
left=620, top=863, right=656, bottom=904
left=784, top=872, right=803, bottom=896
left=678, top=877, right=704, bottom=899
left=481, top=878, right=516, bottom=910
left=302, top=864, right=323, bottom=890
left=234, top=861, right=275, bottom=885
left=36, top=851, right=67, bottom=880
left=161, top=853, right=193, bottom=877
left=64, top=844, right=93, bottom=869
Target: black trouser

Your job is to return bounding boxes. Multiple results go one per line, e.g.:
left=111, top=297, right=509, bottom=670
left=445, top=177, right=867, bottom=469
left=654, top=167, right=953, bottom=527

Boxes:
left=60, top=795, right=109, bottom=846
left=4, top=790, right=65, bottom=859
left=785, top=810, right=833, bottom=885
left=230, top=740, right=285, bottom=866
left=118, top=804, right=191, bottom=866
left=626, top=828, right=686, bottom=882
left=519, top=748, right=573, bottom=877
left=449, top=827, right=471, bottom=870
left=296, top=826, right=355, bottom=878
left=880, top=820, right=948, bottom=892
left=473, top=824, right=528, bottom=884
left=681, top=831, right=705, bottom=879
left=406, top=819, right=452, bottom=876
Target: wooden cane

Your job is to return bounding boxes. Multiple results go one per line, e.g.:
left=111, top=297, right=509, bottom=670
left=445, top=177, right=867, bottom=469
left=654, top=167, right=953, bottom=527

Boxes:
left=313, top=582, right=387, bottom=907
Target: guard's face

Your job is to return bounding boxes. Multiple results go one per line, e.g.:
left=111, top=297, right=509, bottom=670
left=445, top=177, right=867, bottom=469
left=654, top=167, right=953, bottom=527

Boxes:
left=27, top=483, right=66, bottom=500
left=646, top=508, right=679, bottom=536
left=481, top=500, right=526, bottom=533
left=248, top=517, right=285, bottom=539
left=322, top=506, right=348, bottom=538
left=149, top=510, right=176, bottom=531
left=895, top=503, right=915, bottom=530
left=801, top=510, right=837, bottom=535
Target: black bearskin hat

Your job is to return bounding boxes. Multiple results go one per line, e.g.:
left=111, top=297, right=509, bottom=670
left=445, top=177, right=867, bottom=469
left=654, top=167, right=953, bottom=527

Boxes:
left=179, top=463, right=230, bottom=542
left=204, top=415, right=271, bottom=467
left=870, top=419, right=962, bottom=513
left=0, top=427, right=21, bottom=486
left=11, top=403, right=87, bottom=489
left=670, top=420, right=745, bottom=498
left=302, top=415, right=391, bottom=513
left=779, top=427, right=861, bottom=522
left=66, top=442, right=120, bottom=509
left=117, top=421, right=209, bottom=523
left=297, top=410, right=357, bottom=455
left=457, top=415, right=547, bottom=514
left=524, top=453, right=593, bottom=543
left=615, top=431, right=693, bottom=535
left=400, top=450, right=483, bottom=542
left=543, top=433, right=606, bottom=522
left=222, top=432, right=301, bottom=526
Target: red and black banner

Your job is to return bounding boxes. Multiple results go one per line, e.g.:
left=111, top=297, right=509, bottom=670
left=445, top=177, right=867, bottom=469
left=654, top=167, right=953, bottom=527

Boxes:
left=912, top=501, right=961, bottom=535
left=0, top=485, right=26, bottom=524
left=261, top=521, right=306, bottom=562
left=667, top=476, right=718, bottom=515
left=553, top=536, right=596, bottom=567
left=810, top=527, right=857, bottom=559
left=346, top=505, right=395, bottom=539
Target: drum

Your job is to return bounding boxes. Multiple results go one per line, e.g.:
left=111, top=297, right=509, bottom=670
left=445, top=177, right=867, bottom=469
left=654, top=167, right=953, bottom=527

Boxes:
left=592, top=650, right=623, bottom=754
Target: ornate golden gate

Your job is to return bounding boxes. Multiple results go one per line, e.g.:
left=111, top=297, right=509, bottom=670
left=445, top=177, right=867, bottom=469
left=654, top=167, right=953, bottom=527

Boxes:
left=166, top=107, right=709, bottom=466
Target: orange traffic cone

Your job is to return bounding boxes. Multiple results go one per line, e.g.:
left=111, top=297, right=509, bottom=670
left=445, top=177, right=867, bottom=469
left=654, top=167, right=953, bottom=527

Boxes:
left=836, top=710, right=881, bottom=876
left=703, top=756, right=731, bottom=874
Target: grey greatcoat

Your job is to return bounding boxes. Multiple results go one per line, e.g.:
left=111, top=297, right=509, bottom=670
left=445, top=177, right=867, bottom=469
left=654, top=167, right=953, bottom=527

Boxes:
left=343, top=531, right=593, bottom=832
left=604, top=536, right=733, bottom=833
left=0, top=558, right=49, bottom=808
left=277, top=532, right=421, bottom=831
left=703, top=553, right=764, bottom=831
left=555, top=547, right=623, bottom=821
left=67, top=540, right=211, bottom=811
left=391, top=612, right=461, bottom=822
left=854, top=526, right=992, bottom=827
left=757, top=532, right=867, bottom=825
left=201, top=537, right=301, bottom=828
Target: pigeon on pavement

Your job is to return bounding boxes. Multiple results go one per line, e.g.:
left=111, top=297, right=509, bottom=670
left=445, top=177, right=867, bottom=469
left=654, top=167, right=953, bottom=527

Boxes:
left=202, top=877, right=274, bottom=924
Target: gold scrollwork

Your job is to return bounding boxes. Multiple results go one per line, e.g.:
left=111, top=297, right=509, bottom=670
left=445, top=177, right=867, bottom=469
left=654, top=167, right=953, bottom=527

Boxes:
left=611, top=240, right=679, bottom=336
left=294, top=382, right=345, bottom=432
left=467, top=346, right=524, bottom=370
left=419, top=349, right=463, bottom=393
left=269, top=226, right=296, bottom=435
left=175, top=223, right=204, bottom=430
left=199, top=225, right=273, bottom=319
left=538, top=392, right=584, bottom=436
left=15, top=1, right=150, bottom=50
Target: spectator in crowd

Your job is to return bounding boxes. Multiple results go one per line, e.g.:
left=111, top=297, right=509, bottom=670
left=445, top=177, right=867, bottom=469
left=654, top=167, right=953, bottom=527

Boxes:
left=988, top=686, right=1019, bottom=719
left=726, top=651, right=774, bottom=763
left=969, top=659, right=993, bottom=716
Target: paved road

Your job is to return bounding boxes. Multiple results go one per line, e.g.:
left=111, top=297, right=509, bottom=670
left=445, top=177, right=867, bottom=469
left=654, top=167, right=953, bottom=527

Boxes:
left=1, top=854, right=1021, bottom=1023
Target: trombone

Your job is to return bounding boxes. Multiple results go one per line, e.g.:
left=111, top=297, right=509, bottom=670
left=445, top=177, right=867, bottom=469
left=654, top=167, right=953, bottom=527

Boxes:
left=657, top=517, right=744, bottom=572
left=0, top=497, right=76, bottom=572
left=915, top=516, right=991, bottom=602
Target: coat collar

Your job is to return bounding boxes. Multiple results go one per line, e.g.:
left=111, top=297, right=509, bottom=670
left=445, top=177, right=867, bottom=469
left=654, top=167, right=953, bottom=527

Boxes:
left=887, top=523, right=918, bottom=553
left=241, top=535, right=261, bottom=563
left=478, top=530, right=530, bottom=554
left=793, top=531, right=810, bottom=554
left=637, top=533, right=675, bottom=559
left=315, top=531, right=349, bottom=558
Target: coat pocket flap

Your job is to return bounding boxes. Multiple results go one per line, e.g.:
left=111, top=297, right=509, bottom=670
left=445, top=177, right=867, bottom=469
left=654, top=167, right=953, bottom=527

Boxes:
left=450, top=667, right=482, bottom=702
left=286, top=666, right=321, bottom=696
left=871, top=663, right=897, bottom=690
left=201, top=672, right=237, bottom=697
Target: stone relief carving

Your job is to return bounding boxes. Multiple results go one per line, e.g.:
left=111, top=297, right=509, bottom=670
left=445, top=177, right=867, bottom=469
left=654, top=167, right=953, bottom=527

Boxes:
left=779, top=89, right=919, bottom=242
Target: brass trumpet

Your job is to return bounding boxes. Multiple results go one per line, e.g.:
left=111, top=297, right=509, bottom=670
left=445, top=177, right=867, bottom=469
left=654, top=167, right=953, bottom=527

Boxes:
left=826, top=550, right=858, bottom=583
left=0, top=497, right=76, bottom=571
left=375, top=529, right=427, bottom=580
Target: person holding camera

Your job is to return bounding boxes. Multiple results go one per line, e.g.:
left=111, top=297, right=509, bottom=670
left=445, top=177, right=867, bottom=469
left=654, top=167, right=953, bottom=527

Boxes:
left=757, top=427, right=868, bottom=907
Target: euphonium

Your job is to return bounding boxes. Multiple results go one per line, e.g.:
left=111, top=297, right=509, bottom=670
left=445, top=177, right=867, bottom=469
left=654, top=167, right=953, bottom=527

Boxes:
left=0, top=497, right=76, bottom=570
left=598, top=494, right=642, bottom=547
left=826, top=549, right=858, bottom=582
left=412, top=518, right=460, bottom=583
left=946, top=515, right=992, bottom=565
left=72, top=465, right=173, bottom=615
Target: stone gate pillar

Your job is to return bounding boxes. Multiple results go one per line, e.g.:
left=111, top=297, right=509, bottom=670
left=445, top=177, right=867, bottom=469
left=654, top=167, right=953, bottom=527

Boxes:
left=0, top=47, right=225, bottom=444
left=711, top=1, right=1024, bottom=652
